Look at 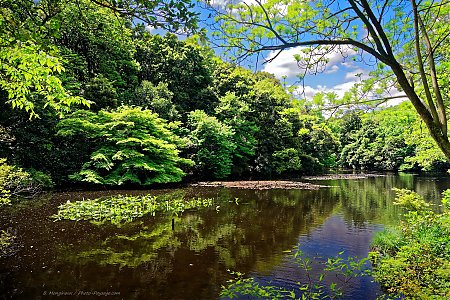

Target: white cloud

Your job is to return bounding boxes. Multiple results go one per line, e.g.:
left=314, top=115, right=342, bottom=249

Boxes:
left=262, top=45, right=357, bottom=80
left=324, top=65, right=339, bottom=74
left=344, top=68, right=370, bottom=80
left=298, top=81, right=358, bottom=100
left=209, top=0, right=267, bottom=9
left=341, top=61, right=358, bottom=69
left=208, top=0, right=232, bottom=8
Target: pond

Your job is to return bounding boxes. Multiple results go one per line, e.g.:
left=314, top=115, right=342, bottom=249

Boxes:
left=1, top=174, right=450, bottom=299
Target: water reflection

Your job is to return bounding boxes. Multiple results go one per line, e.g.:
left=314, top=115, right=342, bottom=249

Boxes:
left=1, top=174, right=450, bottom=299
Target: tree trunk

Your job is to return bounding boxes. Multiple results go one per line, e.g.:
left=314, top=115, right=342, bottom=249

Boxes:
left=389, top=61, right=450, bottom=161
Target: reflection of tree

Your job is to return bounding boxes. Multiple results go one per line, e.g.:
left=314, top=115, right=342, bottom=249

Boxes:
left=45, top=186, right=341, bottom=299
left=330, top=176, right=406, bottom=227
left=8, top=176, right=450, bottom=299
left=63, top=189, right=338, bottom=269
left=329, top=174, right=450, bottom=227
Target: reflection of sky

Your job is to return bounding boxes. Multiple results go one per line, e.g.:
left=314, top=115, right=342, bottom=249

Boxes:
left=251, top=214, right=385, bottom=300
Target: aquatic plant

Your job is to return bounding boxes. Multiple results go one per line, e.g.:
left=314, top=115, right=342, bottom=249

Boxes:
left=221, top=248, right=371, bottom=299
left=52, top=194, right=214, bottom=225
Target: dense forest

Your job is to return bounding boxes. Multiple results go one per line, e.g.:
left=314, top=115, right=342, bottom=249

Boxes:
left=1, top=0, right=449, bottom=195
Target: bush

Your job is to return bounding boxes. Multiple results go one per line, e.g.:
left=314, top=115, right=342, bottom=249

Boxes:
left=186, top=110, right=236, bottom=179
left=0, top=229, right=16, bottom=257
left=57, top=106, right=193, bottom=185
left=0, top=158, right=34, bottom=206
left=371, top=189, right=450, bottom=299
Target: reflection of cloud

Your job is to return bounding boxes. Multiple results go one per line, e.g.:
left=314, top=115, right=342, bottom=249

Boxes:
left=263, top=45, right=357, bottom=80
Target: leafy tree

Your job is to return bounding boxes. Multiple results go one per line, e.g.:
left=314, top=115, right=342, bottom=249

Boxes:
left=0, top=0, right=198, bottom=117
left=338, top=103, right=417, bottom=170
left=133, top=81, right=179, bottom=121
left=246, top=75, right=293, bottom=174
left=271, top=148, right=303, bottom=175
left=215, top=92, right=258, bottom=176
left=338, top=113, right=362, bottom=147
left=186, top=110, right=236, bottom=179
left=83, top=75, right=118, bottom=111
left=210, top=0, right=450, bottom=161
left=57, top=106, right=193, bottom=185
left=135, top=34, right=217, bottom=115
left=0, top=4, right=87, bottom=118
left=54, top=0, right=139, bottom=104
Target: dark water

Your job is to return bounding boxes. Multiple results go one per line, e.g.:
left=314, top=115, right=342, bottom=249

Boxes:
left=1, top=174, right=450, bottom=299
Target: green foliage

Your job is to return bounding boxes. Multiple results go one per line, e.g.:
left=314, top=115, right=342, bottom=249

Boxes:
left=0, top=158, right=32, bottom=206
left=57, top=106, right=192, bottom=185
left=392, top=188, right=431, bottom=213
left=55, top=0, right=139, bottom=103
left=371, top=227, right=405, bottom=257
left=221, top=271, right=292, bottom=299
left=133, top=81, right=179, bottom=121
left=442, top=190, right=450, bottom=210
left=0, top=22, right=88, bottom=117
left=27, top=169, right=54, bottom=189
left=221, top=248, right=371, bottom=299
left=52, top=194, right=214, bottom=225
left=187, top=110, right=236, bottom=179
left=0, top=0, right=198, bottom=118
left=271, top=148, right=302, bottom=175
left=337, top=104, right=417, bottom=171
left=371, top=189, right=450, bottom=299
left=215, top=92, right=258, bottom=175
left=83, top=75, right=118, bottom=111
left=136, top=33, right=216, bottom=114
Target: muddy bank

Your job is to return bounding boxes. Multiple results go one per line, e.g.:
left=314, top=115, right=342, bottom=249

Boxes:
left=191, top=180, right=329, bottom=190
left=302, top=174, right=386, bottom=180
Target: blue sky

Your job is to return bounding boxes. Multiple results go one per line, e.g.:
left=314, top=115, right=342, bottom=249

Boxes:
left=192, top=0, right=406, bottom=103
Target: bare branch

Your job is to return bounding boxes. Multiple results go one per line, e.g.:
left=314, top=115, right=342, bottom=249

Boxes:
left=411, top=0, right=439, bottom=124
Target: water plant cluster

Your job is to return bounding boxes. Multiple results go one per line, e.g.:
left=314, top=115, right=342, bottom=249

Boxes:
left=52, top=195, right=214, bottom=225
left=370, top=189, right=450, bottom=299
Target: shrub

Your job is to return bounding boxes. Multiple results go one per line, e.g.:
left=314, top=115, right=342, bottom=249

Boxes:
left=57, top=106, right=193, bottom=185
left=0, top=158, right=33, bottom=206
left=371, top=189, right=450, bottom=299
left=0, top=229, right=16, bottom=257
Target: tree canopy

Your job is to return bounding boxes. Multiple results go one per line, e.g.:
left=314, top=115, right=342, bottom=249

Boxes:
left=209, top=0, right=450, bottom=161
left=0, top=0, right=198, bottom=117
